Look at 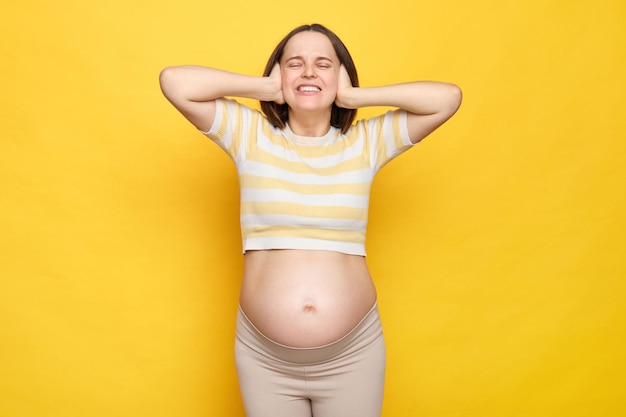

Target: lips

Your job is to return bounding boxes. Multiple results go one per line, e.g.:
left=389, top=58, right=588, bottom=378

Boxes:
left=297, top=85, right=321, bottom=92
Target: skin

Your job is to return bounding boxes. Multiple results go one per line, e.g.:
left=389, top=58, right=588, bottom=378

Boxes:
left=277, top=31, right=340, bottom=136
left=160, top=30, right=462, bottom=347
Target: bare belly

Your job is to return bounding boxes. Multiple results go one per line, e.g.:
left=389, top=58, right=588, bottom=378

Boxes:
left=239, top=249, right=377, bottom=348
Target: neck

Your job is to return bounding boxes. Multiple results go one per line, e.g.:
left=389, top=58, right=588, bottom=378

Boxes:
left=288, top=109, right=332, bottom=137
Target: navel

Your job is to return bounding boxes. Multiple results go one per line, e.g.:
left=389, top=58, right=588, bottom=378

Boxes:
left=302, top=303, right=317, bottom=313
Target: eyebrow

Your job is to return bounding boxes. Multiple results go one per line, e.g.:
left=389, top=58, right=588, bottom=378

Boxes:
left=284, top=55, right=334, bottom=63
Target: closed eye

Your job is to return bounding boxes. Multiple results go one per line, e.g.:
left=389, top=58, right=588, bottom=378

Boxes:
left=284, top=57, right=303, bottom=68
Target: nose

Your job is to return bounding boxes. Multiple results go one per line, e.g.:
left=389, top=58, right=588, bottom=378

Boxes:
left=302, top=63, right=317, bottom=78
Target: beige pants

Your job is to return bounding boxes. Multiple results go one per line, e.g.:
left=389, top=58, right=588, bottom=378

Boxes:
left=235, top=302, right=386, bottom=417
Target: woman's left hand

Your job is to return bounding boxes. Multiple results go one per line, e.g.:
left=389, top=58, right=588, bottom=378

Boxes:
left=334, top=65, right=354, bottom=109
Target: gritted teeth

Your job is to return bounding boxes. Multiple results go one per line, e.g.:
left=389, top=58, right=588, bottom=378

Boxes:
left=298, top=85, right=321, bottom=92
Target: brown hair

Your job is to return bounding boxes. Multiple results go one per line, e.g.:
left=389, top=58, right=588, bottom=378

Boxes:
left=260, top=24, right=359, bottom=134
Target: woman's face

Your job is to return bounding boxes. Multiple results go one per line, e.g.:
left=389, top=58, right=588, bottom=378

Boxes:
left=280, top=31, right=340, bottom=115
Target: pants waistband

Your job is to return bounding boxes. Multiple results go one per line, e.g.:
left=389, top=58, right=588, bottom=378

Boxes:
left=236, top=302, right=382, bottom=365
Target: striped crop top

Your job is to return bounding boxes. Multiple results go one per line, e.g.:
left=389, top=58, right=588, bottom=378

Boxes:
left=202, top=98, right=415, bottom=256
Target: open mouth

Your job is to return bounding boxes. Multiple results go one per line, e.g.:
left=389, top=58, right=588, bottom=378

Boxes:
left=297, top=85, right=321, bottom=92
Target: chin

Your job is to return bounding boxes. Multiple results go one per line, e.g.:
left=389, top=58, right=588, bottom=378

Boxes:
left=291, top=99, right=334, bottom=112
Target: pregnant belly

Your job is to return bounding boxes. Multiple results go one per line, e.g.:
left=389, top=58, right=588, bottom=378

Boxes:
left=239, top=250, right=377, bottom=348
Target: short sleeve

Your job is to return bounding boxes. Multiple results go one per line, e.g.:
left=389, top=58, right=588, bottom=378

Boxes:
left=360, top=109, right=415, bottom=171
left=199, top=98, right=259, bottom=163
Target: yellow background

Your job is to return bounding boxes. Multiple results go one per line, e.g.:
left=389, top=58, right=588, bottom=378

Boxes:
left=1, top=0, right=625, bottom=416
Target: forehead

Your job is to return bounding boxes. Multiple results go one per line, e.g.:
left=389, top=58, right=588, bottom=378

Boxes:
left=282, top=31, right=338, bottom=60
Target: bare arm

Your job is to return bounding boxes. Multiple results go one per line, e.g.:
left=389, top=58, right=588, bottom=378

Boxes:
left=335, top=67, right=462, bottom=144
left=159, top=65, right=283, bottom=132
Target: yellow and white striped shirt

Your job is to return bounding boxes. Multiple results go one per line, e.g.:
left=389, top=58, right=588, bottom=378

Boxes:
left=203, top=98, right=414, bottom=256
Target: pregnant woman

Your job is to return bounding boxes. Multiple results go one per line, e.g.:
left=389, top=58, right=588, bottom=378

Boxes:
left=159, top=23, right=461, bottom=417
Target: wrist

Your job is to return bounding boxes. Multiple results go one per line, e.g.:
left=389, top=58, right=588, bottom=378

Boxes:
left=336, top=86, right=358, bottom=109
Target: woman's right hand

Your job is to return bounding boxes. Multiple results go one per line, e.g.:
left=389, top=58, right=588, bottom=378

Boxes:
left=160, top=64, right=287, bottom=131
left=267, top=63, right=284, bottom=104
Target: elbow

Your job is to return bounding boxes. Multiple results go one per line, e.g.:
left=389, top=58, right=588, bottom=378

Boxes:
left=159, top=66, right=188, bottom=101
left=444, top=83, right=463, bottom=116
left=159, top=66, right=177, bottom=98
